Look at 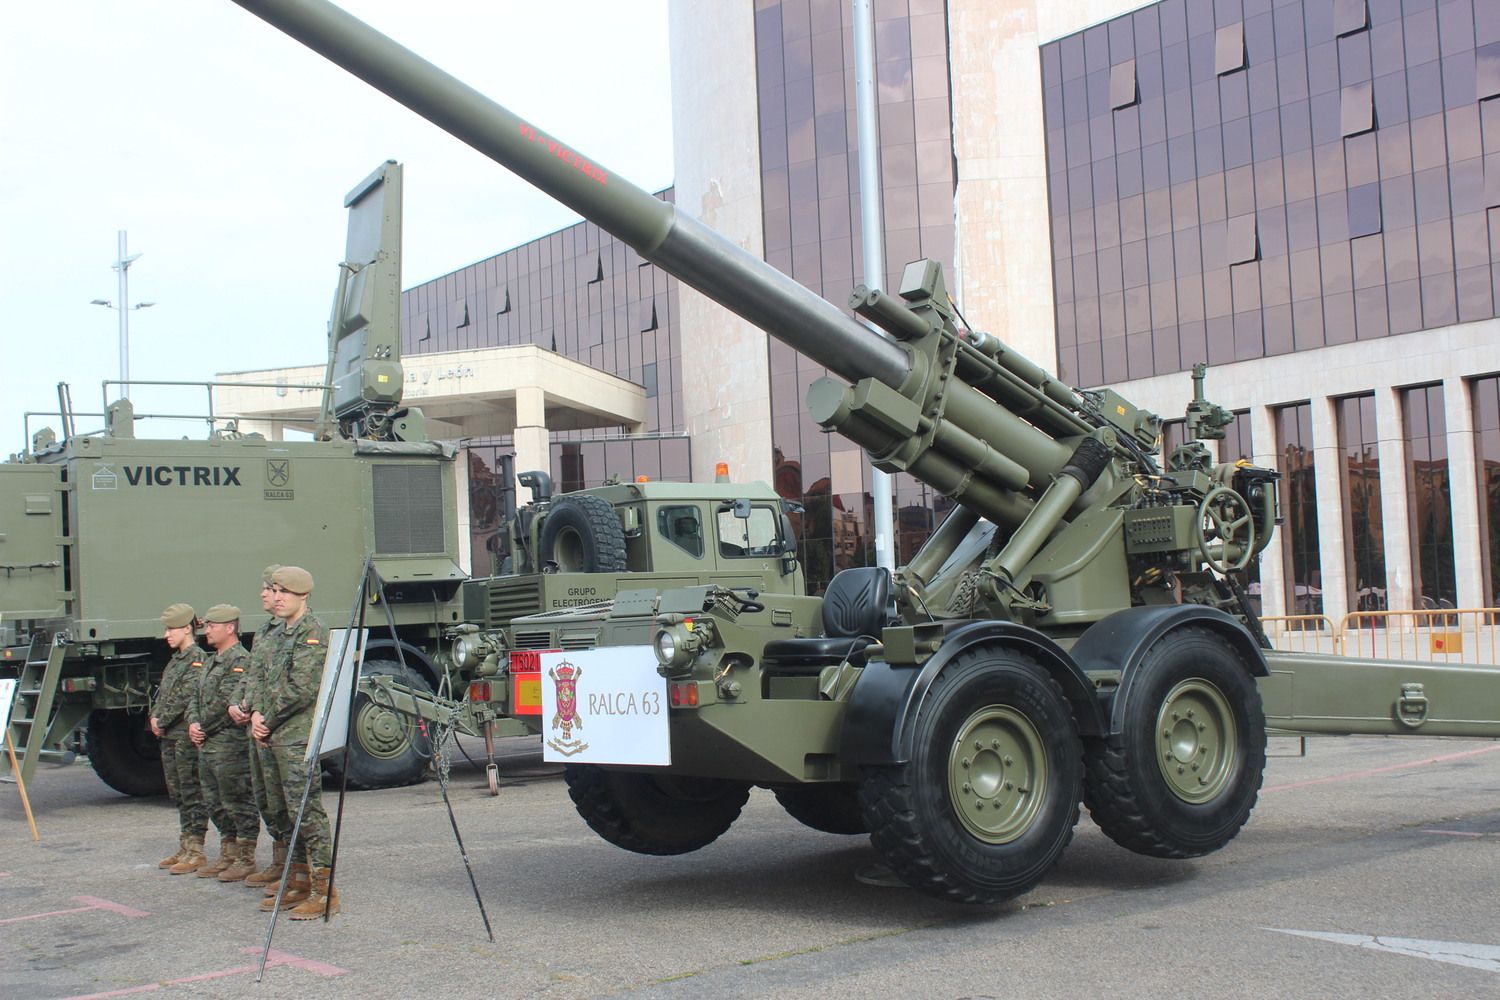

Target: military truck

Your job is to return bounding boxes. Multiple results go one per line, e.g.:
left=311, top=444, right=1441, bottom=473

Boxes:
left=232, top=0, right=1500, bottom=905
left=0, top=157, right=803, bottom=796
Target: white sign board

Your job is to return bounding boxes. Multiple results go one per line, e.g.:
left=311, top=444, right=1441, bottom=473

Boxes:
left=0, top=678, right=16, bottom=743
left=310, top=628, right=365, bottom=762
left=539, top=647, right=669, bottom=766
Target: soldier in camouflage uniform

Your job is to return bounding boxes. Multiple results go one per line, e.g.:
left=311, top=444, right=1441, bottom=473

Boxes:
left=149, top=603, right=209, bottom=874
left=251, top=565, right=340, bottom=919
left=229, top=566, right=291, bottom=889
left=187, top=604, right=260, bottom=882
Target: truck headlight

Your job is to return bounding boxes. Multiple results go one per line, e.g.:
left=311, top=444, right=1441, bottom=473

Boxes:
left=653, top=623, right=700, bottom=675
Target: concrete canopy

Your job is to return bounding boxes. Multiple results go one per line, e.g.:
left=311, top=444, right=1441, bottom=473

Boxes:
left=212, top=344, right=648, bottom=443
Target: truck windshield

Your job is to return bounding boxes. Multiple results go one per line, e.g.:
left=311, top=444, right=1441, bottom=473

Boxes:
left=716, top=505, right=782, bottom=558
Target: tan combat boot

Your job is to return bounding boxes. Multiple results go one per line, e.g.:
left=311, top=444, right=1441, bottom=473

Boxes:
left=243, top=840, right=287, bottom=888
left=158, top=834, right=187, bottom=870
left=195, top=836, right=236, bottom=877
left=288, top=867, right=340, bottom=920
left=169, top=836, right=207, bottom=875
left=218, top=839, right=259, bottom=883
left=259, top=863, right=311, bottom=911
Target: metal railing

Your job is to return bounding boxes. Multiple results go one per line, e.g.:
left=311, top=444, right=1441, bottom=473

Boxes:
left=1261, top=608, right=1500, bottom=665
left=1259, top=615, right=1341, bottom=654
left=1338, top=608, right=1500, bottom=665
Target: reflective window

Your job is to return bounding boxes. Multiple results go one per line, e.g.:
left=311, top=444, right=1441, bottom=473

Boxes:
left=657, top=504, right=705, bottom=559
left=1402, top=384, right=1458, bottom=608
left=1473, top=375, right=1500, bottom=604
left=1337, top=395, right=1388, bottom=611
left=1276, top=402, right=1324, bottom=615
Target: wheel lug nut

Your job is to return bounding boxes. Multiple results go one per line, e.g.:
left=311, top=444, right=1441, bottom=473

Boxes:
left=1198, top=723, right=1206, bottom=731
left=1172, top=712, right=1180, bottom=720
left=1187, top=710, right=1195, bottom=719
left=1177, top=766, right=1185, bottom=774
left=991, top=739, right=1000, bottom=749
left=1003, top=756, right=1013, bottom=766
left=962, top=758, right=970, bottom=768
left=1004, top=782, right=1013, bottom=791
left=975, top=741, right=983, bottom=751
left=963, top=782, right=971, bottom=793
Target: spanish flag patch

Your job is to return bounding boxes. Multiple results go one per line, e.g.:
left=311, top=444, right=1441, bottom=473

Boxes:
left=231, top=667, right=244, bottom=672
left=191, top=661, right=204, bottom=667
left=306, top=638, right=320, bottom=645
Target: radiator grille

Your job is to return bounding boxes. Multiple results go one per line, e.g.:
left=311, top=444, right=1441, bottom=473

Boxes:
left=485, top=578, right=544, bottom=627
left=372, top=465, right=445, bottom=554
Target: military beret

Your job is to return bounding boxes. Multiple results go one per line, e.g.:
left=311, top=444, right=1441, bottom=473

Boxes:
left=203, top=604, right=240, bottom=624
left=160, top=603, right=196, bottom=629
left=272, top=565, right=314, bottom=595
left=261, top=564, right=282, bottom=585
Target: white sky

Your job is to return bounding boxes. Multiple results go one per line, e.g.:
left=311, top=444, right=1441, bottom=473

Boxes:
left=1, top=1, right=673, bottom=445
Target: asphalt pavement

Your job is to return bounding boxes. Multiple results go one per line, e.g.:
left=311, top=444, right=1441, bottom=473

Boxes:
left=2, top=733, right=1498, bottom=999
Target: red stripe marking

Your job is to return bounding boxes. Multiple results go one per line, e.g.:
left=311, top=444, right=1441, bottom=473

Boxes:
left=0, top=896, right=150, bottom=926
left=63, top=950, right=346, bottom=999
left=74, top=896, right=150, bottom=918
left=0, top=905, right=93, bottom=926
left=1263, top=743, right=1500, bottom=793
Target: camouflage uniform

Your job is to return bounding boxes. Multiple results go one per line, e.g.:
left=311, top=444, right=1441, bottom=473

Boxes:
left=234, top=619, right=289, bottom=844
left=152, top=642, right=208, bottom=839
left=257, top=611, right=333, bottom=867
left=190, top=641, right=259, bottom=842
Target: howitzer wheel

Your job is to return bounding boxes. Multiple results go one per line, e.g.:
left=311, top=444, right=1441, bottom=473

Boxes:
left=86, top=709, right=167, bottom=797
left=538, top=494, right=627, bottom=573
left=564, top=765, right=750, bottom=855
left=323, top=659, right=433, bottom=790
left=858, top=647, right=1082, bottom=904
left=773, top=783, right=868, bottom=835
left=1083, top=627, right=1265, bottom=858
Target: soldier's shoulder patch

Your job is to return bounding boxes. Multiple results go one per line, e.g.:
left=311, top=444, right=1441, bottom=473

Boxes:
left=191, top=661, right=204, bottom=667
left=305, top=637, right=321, bottom=645
left=231, top=666, right=245, bottom=672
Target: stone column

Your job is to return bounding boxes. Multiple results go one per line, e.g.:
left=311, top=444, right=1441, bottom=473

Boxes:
left=1309, top=396, right=1349, bottom=623
left=1375, top=387, right=1415, bottom=612
left=513, top=385, right=550, bottom=489
left=1249, top=404, right=1286, bottom=619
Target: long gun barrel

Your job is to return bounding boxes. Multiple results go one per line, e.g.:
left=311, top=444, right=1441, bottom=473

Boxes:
left=228, top=0, right=1163, bottom=531
left=229, top=0, right=910, bottom=391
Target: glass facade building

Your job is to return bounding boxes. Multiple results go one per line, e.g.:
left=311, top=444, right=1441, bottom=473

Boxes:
left=393, top=0, right=1500, bottom=613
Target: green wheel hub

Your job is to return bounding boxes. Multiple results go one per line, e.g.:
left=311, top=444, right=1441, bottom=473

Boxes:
left=946, top=705, right=1048, bottom=843
left=1155, top=678, right=1237, bottom=803
left=354, top=699, right=418, bottom=760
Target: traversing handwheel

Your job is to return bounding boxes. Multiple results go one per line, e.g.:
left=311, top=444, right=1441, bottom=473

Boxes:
left=1195, top=486, right=1255, bottom=573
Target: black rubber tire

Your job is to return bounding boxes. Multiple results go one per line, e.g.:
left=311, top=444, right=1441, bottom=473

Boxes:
left=859, top=647, right=1083, bottom=904
left=538, top=494, right=627, bottom=573
left=1083, top=626, right=1266, bottom=859
left=86, top=709, right=167, bottom=797
left=564, top=764, right=750, bottom=855
left=773, top=783, right=869, bottom=835
left=322, top=659, right=434, bottom=791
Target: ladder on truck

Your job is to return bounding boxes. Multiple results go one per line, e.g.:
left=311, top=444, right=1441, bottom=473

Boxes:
left=1, top=633, right=74, bottom=786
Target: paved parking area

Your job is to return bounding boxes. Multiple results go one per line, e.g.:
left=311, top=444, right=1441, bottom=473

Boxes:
left=2, top=734, right=1498, bottom=998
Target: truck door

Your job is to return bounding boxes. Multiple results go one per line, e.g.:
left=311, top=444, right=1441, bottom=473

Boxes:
left=0, top=464, right=67, bottom=622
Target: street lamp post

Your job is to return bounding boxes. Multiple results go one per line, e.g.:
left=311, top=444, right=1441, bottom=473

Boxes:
left=90, top=230, right=154, bottom=398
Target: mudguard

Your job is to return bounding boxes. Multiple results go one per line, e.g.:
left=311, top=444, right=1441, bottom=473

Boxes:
left=841, top=620, right=1107, bottom=766
left=364, top=637, right=442, bottom=690
left=1067, top=604, right=1268, bottom=735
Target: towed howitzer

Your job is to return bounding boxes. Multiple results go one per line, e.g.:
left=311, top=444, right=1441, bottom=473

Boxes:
left=229, top=0, right=1500, bottom=904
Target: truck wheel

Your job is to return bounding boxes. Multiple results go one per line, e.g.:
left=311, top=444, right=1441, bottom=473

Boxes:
left=86, top=710, right=167, bottom=797
left=538, top=495, right=627, bottom=573
left=564, top=764, right=750, bottom=855
left=1083, top=627, right=1266, bottom=859
left=323, top=660, right=433, bottom=790
left=859, top=648, right=1083, bottom=904
left=773, top=783, right=869, bottom=834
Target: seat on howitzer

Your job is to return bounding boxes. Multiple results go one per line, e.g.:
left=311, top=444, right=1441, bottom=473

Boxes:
left=762, top=567, right=890, bottom=671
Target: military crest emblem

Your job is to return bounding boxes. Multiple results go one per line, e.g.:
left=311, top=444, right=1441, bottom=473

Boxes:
left=266, top=459, right=291, bottom=487
left=546, top=660, right=588, bottom=756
